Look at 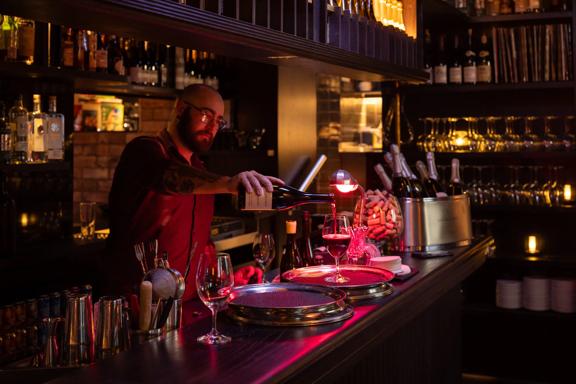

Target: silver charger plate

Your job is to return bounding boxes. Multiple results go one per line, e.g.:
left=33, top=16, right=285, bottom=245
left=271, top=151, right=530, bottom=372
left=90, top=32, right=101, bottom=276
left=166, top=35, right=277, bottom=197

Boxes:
left=281, top=265, right=395, bottom=301
left=227, top=283, right=353, bottom=326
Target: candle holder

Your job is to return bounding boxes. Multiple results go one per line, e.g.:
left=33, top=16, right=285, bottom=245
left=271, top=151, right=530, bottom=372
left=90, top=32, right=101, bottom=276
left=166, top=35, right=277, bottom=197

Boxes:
left=525, top=235, right=542, bottom=255
left=562, top=184, right=574, bottom=206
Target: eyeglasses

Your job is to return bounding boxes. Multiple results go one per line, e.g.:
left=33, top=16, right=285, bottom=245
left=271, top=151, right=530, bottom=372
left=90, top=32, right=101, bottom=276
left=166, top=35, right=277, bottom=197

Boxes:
left=182, top=100, right=228, bottom=131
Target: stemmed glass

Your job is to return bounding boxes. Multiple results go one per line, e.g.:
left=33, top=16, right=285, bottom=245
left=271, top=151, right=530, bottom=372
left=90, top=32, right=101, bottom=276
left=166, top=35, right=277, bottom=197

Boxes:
left=196, top=252, right=234, bottom=345
left=322, top=215, right=352, bottom=284
left=252, top=233, right=275, bottom=283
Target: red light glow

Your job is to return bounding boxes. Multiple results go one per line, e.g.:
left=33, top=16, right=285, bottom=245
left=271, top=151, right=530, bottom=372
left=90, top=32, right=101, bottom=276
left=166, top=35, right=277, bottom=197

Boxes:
left=334, top=182, right=358, bottom=193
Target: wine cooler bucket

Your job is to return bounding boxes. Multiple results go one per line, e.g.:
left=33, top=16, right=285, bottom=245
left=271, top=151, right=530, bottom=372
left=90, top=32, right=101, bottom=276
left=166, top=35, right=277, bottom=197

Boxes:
left=401, top=195, right=472, bottom=251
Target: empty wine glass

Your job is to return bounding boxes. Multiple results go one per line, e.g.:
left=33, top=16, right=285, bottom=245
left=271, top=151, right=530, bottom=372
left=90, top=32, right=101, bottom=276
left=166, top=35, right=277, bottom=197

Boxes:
left=322, top=215, right=352, bottom=284
left=196, top=252, right=234, bottom=345
left=252, top=233, right=275, bottom=283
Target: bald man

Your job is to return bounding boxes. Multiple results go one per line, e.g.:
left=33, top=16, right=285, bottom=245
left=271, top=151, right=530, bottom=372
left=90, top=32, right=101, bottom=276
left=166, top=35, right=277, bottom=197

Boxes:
left=106, top=84, right=283, bottom=299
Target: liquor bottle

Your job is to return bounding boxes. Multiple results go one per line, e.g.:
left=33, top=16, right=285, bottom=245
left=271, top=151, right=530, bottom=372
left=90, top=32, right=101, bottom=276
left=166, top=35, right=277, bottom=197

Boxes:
left=17, top=18, right=35, bottom=64
left=191, top=49, right=203, bottom=84
left=95, top=32, right=108, bottom=73
left=301, top=211, right=315, bottom=266
left=128, top=39, right=141, bottom=84
left=0, top=103, right=11, bottom=165
left=423, top=29, right=434, bottom=84
left=0, top=16, right=9, bottom=61
left=0, top=172, right=17, bottom=258
left=477, top=32, right=492, bottom=84
left=75, top=29, right=87, bottom=71
left=159, top=44, right=168, bottom=88
left=142, top=41, right=151, bottom=85
left=30, top=94, right=46, bottom=163
left=5, top=16, right=18, bottom=62
left=390, top=144, right=415, bottom=198
left=147, top=42, right=158, bottom=86
left=463, top=28, right=477, bottom=85
left=400, top=153, right=423, bottom=197
left=108, top=35, right=125, bottom=76
left=433, top=33, right=448, bottom=85
left=238, top=185, right=335, bottom=211
left=447, top=158, right=466, bottom=195
left=280, top=220, right=304, bottom=281
left=175, top=46, right=185, bottom=90
left=474, top=0, right=486, bottom=16
left=44, top=96, right=65, bottom=161
left=449, top=33, right=463, bottom=85
left=415, top=160, right=446, bottom=198
left=515, top=0, right=528, bottom=13
left=86, top=30, right=97, bottom=71
left=455, top=0, right=469, bottom=15
left=61, top=27, right=74, bottom=68
left=8, top=95, right=29, bottom=164
left=528, top=0, right=541, bottom=12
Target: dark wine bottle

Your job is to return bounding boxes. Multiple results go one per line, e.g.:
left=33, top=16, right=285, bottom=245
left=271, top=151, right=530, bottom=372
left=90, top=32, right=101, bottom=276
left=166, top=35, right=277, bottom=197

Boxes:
left=415, top=160, right=446, bottom=198
left=400, top=153, right=423, bottom=198
left=390, top=144, right=415, bottom=198
left=373, top=163, right=393, bottom=192
left=95, top=32, right=108, bottom=73
left=448, top=158, right=466, bottom=195
left=61, top=27, right=74, bottom=68
left=476, top=32, right=492, bottom=84
left=238, top=185, right=334, bottom=211
left=424, top=29, right=434, bottom=84
left=449, top=33, right=463, bottom=85
left=463, top=28, right=477, bottom=85
left=1, top=173, right=17, bottom=258
left=300, top=211, right=315, bottom=267
left=433, top=33, right=448, bottom=85
left=280, top=220, right=304, bottom=281
left=0, top=103, right=11, bottom=165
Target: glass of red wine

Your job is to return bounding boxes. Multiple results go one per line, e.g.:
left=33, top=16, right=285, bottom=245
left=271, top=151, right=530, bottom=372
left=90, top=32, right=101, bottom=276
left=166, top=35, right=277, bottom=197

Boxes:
left=322, top=215, right=352, bottom=283
left=196, top=252, right=234, bottom=344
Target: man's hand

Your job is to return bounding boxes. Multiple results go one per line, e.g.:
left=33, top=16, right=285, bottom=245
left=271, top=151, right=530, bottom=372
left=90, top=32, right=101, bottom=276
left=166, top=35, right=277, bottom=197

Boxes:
left=227, top=170, right=284, bottom=196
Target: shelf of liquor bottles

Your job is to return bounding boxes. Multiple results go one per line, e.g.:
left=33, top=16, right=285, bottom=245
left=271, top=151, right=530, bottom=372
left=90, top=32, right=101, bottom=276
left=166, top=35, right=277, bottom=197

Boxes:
left=468, top=10, right=572, bottom=24
left=404, top=80, right=575, bottom=93
left=0, top=0, right=425, bottom=83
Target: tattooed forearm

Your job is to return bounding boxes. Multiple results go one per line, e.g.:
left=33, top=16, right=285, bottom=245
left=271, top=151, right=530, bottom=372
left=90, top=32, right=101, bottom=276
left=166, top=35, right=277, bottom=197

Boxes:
left=162, top=163, right=222, bottom=194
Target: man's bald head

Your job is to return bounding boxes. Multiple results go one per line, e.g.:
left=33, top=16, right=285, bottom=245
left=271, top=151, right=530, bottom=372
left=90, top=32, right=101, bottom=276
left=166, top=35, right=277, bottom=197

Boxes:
left=180, top=84, right=224, bottom=112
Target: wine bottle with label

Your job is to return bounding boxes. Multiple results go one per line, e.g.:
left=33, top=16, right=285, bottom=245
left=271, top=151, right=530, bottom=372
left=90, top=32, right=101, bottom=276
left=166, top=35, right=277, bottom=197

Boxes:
left=463, top=28, right=477, bottom=85
left=449, top=33, right=463, bottom=85
left=390, top=144, right=415, bottom=198
left=280, top=220, right=304, bottom=281
left=95, top=32, right=108, bottom=73
left=30, top=94, right=46, bottom=163
left=433, top=33, right=448, bottom=85
left=238, top=185, right=334, bottom=211
left=400, top=153, right=423, bottom=198
left=61, top=27, right=74, bottom=68
left=477, top=32, right=492, bottom=84
left=448, top=158, right=466, bottom=195
left=424, top=29, right=434, bottom=84
left=45, top=96, right=65, bottom=161
left=426, top=152, right=446, bottom=194
left=8, top=95, right=29, bottom=164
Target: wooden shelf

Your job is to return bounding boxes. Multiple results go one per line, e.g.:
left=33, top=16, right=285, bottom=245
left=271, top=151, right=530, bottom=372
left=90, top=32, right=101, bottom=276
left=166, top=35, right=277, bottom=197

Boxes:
left=404, top=81, right=574, bottom=94
left=0, top=0, right=427, bottom=83
left=0, top=61, right=179, bottom=99
left=469, top=11, right=573, bottom=24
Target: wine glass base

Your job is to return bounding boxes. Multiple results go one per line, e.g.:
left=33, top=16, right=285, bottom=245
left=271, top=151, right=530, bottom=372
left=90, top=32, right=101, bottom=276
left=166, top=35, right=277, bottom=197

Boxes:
left=325, top=274, right=350, bottom=284
left=197, top=332, right=231, bottom=345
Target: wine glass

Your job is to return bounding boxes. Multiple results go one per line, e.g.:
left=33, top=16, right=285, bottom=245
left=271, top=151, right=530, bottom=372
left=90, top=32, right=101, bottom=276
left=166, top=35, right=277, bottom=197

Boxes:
left=252, top=233, right=275, bottom=283
left=196, top=252, right=234, bottom=345
left=322, top=215, right=352, bottom=284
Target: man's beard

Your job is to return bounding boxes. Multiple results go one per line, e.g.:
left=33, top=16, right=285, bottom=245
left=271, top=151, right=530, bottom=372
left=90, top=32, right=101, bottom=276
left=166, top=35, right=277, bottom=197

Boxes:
left=176, top=107, right=214, bottom=153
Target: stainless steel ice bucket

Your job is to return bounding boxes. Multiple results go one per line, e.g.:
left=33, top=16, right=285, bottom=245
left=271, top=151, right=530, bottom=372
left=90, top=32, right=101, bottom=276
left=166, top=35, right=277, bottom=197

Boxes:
left=401, top=194, right=472, bottom=251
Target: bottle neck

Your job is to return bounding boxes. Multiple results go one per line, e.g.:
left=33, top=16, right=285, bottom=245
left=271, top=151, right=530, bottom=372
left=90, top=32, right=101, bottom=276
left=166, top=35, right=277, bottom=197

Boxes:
left=416, top=161, right=430, bottom=181
left=48, top=98, right=57, bottom=113
left=426, top=152, right=439, bottom=180
left=451, top=159, right=461, bottom=183
left=391, top=146, right=403, bottom=177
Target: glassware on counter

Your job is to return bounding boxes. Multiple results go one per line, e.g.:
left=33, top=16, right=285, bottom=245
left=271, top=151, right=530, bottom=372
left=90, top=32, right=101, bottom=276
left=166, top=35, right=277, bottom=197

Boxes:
left=322, top=215, right=352, bottom=284
left=252, top=233, right=275, bottom=283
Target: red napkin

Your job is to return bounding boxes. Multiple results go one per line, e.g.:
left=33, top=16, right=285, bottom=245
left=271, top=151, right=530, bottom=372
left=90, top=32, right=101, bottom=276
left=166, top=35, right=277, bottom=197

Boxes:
left=234, top=265, right=263, bottom=285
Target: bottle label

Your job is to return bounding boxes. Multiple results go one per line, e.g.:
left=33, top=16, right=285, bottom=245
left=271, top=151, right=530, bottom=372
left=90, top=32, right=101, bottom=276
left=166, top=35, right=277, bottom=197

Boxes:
left=63, top=46, right=74, bottom=67
left=463, top=66, right=477, bottom=83
left=477, top=64, right=491, bottom=83
left=433, top=65, right=447, bottom=84
left=45, top=116, right=64, bottom=160
left=424, top=67, right=433, bottom=84
left=129, top=67, right=141, bottom=84
left=32, top=117, right=45, bottom=153
left=96, top=49, right=108, bottom=69
left=449, top=67, right=463, bottom=84
left=242, top=191, right=273, bottom=211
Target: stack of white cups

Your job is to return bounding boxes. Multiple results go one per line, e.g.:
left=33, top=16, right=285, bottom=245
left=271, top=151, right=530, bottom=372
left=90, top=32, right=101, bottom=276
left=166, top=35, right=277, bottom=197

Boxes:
left=495, top=279, right=522, bottom=309
left=522, top=276, right=550, bottom=311
left=550, top=278, right=576, bottom=314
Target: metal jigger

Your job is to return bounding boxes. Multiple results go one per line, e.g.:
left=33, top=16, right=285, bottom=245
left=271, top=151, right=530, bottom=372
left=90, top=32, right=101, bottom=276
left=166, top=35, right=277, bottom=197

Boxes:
left=63, top=293, right=95, bottom=366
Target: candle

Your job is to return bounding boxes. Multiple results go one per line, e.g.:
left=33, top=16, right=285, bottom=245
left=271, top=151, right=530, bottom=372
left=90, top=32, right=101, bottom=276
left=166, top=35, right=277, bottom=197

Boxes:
left=564, top=184, right=572, bottom=202
left=526, top=235, right=540, bottom=254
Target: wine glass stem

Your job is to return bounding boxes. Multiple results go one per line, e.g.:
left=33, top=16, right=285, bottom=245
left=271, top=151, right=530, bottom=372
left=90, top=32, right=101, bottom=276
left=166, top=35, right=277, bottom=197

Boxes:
left=211, top=307, right=219, bottom=336
left=335, top=257, right=341, bottom=279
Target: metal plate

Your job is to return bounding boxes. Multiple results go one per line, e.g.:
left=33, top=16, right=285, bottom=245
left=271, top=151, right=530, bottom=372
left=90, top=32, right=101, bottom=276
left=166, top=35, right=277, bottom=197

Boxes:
left=281, top=265, right=395, bottom=301
left=226, top=283, right=353, bottom=327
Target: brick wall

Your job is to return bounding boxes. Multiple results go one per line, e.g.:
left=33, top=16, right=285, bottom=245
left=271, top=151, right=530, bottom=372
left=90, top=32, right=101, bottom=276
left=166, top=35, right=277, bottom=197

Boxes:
left=72, top=98, right=174, bottom=223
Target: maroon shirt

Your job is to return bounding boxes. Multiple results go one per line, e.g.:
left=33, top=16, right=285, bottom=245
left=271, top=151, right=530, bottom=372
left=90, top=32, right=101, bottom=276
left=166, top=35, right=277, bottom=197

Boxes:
left=107, top=130, right=214, bottom=301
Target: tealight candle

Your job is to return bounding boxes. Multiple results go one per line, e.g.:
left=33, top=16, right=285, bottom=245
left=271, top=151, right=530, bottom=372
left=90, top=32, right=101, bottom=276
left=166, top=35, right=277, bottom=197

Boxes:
left=564, top=184, right=572, bottom=203
left=526, top=235, right=540, bottom=254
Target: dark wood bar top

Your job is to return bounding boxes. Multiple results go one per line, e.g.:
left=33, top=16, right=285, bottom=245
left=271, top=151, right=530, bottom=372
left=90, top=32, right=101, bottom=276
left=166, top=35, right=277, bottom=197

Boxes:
left=48, top=237, right=494, bottom=384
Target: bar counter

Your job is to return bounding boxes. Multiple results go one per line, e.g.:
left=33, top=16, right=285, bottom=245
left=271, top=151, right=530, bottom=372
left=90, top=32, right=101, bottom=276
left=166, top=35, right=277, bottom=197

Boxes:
left=46, top=237, right=493, bottom=384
